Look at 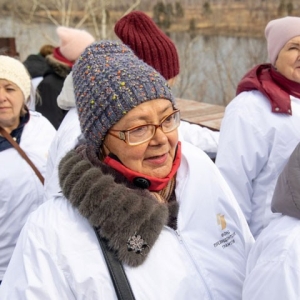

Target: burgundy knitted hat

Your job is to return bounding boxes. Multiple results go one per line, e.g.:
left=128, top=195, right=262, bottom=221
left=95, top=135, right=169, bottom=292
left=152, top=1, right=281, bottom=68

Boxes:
left=114, top=11, right=179, bottom=80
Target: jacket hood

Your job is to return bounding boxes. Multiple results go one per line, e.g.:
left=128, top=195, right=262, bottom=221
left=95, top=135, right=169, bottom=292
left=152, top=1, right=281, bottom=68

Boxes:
left=45, top=54, right=71, bottom=79
left=272, top=143, right=300, bottom=219
left=57, top=71, right=76, bottom=110
left=23, top=54, right=50, bottom=78
left=236, top=63, right=292, bottom=115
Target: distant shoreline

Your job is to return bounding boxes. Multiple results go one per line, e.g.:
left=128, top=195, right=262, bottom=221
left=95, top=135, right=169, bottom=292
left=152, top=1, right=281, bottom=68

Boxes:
left=1, top=1, right=298, bottom=41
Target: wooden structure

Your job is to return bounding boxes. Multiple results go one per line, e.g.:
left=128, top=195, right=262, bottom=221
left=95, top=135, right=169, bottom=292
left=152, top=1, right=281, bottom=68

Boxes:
left=0, top=38, right=18, bottom=57
left=176, top=98, right=225, bottom=131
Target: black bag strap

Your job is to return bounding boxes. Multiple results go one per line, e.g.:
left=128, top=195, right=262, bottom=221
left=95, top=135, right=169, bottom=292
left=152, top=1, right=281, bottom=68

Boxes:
left=93, top=227, right=136, bottom=300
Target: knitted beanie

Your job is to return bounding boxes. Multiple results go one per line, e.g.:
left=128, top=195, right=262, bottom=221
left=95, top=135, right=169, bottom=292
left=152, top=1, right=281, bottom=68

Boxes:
left=72, top=40, right=175, bottom=152
left=0, top=55, right=31, bottom=100
left=56, top=26, right=95, bottom=62
left=265, top=16, right=300, bottom=65
left=114, top=11, right=179, bottom=80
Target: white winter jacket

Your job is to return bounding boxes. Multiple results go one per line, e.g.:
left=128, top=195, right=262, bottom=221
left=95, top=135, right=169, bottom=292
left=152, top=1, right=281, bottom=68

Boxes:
left=243, top=144, right=300, bottom=300
left=0, top=141, right=253, bottom=299
left=243, top=143, right=300, bottom=299
left=0, top=111, right=56, bottom=280
left=216, top=90, right=300, bottom=238
left=44, top=107, right=81, bottom=201
left=243, top=215, right=300, bottom=299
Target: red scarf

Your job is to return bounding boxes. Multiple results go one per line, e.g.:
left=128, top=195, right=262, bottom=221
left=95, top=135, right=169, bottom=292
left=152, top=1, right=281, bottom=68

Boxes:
left=236, top=63, right=300, bottom=115
left=53, top=47, right=74, bottom=67
left=104, top=142, right=181, bottom=192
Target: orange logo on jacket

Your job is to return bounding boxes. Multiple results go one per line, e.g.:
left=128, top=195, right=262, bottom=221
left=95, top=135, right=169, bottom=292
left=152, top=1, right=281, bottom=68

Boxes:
left=217, top=213, right=226, bottom=230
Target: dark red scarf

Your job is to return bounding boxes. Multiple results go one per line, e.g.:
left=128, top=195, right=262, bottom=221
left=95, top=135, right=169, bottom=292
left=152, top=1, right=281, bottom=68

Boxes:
left=236, top=63, right=300, bottom=115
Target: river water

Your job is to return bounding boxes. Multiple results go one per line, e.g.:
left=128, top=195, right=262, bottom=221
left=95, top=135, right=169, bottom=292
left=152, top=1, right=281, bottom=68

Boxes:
left=0, top=17, right=267, bottom=106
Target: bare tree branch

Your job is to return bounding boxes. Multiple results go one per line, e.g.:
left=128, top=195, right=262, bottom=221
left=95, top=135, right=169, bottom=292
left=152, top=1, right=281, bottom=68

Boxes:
left=122, top=0, right=141, bottom=17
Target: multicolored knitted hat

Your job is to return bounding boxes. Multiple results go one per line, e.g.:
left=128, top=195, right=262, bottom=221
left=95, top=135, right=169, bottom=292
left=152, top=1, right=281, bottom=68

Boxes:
left=114, top=11, right=180, bottom=80
left=72, top=40, right=175, bottom=151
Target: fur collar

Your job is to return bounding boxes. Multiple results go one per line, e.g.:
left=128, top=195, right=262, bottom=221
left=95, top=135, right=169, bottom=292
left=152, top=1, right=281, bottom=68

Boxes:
left=58, top=144, right=178, bottom=267
left=46, top=54, right=71, bottom=78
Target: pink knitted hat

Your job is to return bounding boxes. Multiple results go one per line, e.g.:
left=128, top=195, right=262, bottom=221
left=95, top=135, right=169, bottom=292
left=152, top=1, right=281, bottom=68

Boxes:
left=265, top=16, right=300, bottom=65
left=56, top=26, right=95, bottom=62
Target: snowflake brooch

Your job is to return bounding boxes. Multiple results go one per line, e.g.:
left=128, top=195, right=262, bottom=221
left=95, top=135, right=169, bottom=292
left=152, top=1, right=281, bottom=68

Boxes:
left=127, top=233, right=148, bottom=254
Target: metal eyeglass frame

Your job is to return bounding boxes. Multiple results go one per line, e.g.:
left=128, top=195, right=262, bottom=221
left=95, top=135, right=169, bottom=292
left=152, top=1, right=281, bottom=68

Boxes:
left=107, top=109, right=180, bottom=146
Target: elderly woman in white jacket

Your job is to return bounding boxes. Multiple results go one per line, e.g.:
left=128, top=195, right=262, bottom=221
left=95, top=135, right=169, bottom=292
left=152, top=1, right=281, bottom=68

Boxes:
left=0, top=41, right=253, bottom=299
left=0, top=56, right=56, bottom=284
left=216, top=16, right=300, bottom=239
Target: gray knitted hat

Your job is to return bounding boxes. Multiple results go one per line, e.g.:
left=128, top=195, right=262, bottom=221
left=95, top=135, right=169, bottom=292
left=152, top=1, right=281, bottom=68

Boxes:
left=72, top=40, right=175, bottom=151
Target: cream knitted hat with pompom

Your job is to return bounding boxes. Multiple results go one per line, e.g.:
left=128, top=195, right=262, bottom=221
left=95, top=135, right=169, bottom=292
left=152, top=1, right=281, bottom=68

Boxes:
left=0, top=55, right=31, bottom=100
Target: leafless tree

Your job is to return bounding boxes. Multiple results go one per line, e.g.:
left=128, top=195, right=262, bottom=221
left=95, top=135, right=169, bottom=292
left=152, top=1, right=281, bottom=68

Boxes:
left=0, top=0, right=297, bottom=106
left=5, top=0, right=141, bottom=40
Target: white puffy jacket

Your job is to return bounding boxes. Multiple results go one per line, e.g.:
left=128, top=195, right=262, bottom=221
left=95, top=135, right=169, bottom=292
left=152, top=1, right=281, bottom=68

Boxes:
left=0, top=111, right=56, bottom=280
left=216, top=90, right=300, bottom=238
left=243, top=143, right=300, bottom=299
left=0, top=141, right=253, bottom=299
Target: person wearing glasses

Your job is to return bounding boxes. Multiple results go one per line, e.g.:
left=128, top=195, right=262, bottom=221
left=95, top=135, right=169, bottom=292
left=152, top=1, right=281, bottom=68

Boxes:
left=0, top=41, right=253, bottom=299
left=44, top=10, right=219, bottom=203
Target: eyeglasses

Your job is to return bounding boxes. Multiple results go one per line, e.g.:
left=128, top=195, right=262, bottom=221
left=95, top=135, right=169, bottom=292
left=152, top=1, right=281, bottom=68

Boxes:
left=108, top=110, right=180, bottom=146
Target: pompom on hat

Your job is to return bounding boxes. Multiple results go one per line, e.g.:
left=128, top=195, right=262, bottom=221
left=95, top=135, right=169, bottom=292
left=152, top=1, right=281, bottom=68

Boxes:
left=114, top=11, right=179, bottom=80
left=72, top=40, right=175, bottom=152
left=55, top=26, right=95, bottom=63
left=265, top=16, right=300, bottom=65
left=0, top=55, right=31, bottom=100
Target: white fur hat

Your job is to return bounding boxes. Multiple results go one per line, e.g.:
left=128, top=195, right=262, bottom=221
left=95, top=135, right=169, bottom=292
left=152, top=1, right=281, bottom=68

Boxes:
left=56, top=26, right=95, bottom=62
left=0, top=55, right=31, bottom=100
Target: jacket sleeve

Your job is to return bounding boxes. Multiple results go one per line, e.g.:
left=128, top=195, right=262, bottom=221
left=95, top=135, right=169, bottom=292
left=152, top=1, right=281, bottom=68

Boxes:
left=0, top=217, right=73, bottom=299
left=242, top=260, right=300, bottom=299
left=178, top=120, right=219, bottom=154
left=215, top=95, right=269, bottom=225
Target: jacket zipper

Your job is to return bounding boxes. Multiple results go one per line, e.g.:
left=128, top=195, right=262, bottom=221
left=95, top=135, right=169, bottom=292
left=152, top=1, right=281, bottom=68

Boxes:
left=173, top=228, right=214, bottom=300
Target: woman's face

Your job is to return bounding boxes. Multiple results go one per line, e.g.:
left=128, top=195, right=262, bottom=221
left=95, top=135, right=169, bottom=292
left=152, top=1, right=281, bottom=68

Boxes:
left=275, top=36, right=300, bottom=83
left=0, top=79, right=24, bottom=132
left=104, top=99, right=179, bottom=179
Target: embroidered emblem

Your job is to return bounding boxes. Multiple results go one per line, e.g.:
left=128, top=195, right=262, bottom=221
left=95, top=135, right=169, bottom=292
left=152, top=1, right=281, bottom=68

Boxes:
left=213, top=214, right=236, bottom=248
left=217, top=213, right=227, bottom=230
left=127, top=233, right=148, bottom=254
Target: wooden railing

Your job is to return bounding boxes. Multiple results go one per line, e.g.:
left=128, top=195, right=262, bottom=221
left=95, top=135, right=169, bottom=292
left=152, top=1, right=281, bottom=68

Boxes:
left=176, top=98, right=225, bottom=131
